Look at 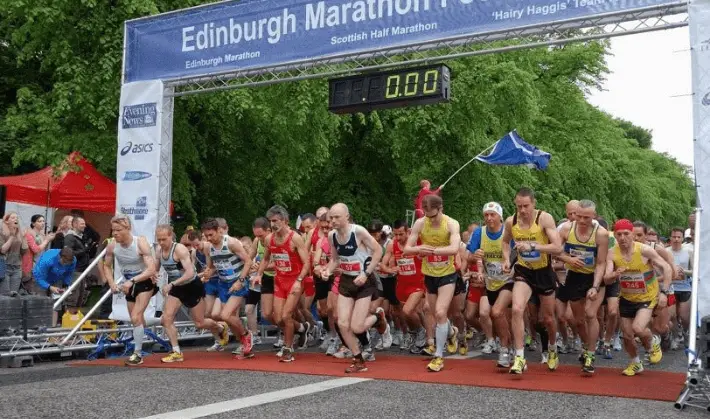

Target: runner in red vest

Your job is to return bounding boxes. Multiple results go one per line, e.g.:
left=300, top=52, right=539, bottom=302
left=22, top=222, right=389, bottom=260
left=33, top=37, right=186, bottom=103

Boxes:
left=252, top=205, right=311, bottom=363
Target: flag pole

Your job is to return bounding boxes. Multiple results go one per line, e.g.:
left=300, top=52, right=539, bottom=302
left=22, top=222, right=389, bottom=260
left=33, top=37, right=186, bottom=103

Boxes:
left=440, top=141, right=498, bottom=189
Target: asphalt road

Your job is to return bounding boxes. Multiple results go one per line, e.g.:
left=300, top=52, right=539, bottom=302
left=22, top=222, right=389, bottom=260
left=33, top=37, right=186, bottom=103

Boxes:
left=0, top=338, right=706, bottom=419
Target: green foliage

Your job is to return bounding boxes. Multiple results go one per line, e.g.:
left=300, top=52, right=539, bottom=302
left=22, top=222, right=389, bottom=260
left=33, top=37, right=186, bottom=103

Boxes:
left=0, top=1, right=694, bottom=236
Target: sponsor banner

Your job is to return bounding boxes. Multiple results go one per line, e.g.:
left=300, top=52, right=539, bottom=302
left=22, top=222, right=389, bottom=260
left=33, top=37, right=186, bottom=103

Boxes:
left=689, top=0, right=710, bottom=319
left=124, top=0, right=680, bottom=82
left=116, top=80, right=163, bottom=244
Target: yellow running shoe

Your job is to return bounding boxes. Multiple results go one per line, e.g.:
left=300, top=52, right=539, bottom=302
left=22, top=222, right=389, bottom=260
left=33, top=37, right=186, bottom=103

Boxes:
left=161, top=351, right=184, bottom=363
left=458, top=339, right=468, bottom=356
left=423, top=343, right=436, bottom=357
left=446, top=326, right=459, bottom=354
left=509, top=355, right=527, bottom=375
left=547, top=350, right=559, bottom=371
left=465, top=327, right=474, bottom=340
left=427, top=356, right=444, bottom=372
left=648, top=343, right=663, bottom=365
left=218, top=322, right=230, bottom=346
left=622, top=361, right=644, bottom=376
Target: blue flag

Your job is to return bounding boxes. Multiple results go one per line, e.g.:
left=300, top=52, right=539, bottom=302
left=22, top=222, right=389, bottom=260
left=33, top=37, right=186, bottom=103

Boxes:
left=475, top=130, right=551, bottom=170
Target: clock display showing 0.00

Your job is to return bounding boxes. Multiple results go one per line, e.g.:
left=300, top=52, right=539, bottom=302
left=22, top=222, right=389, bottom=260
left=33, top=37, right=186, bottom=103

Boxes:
left=382, top=69, right=441, bottom=99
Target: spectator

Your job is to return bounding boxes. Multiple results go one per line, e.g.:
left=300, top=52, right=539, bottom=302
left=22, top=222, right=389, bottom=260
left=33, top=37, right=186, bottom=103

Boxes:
left=22, top=214, right=55, bottom=292
left=63, top=217, right=90, bottom=314
left=0, top=212, right=28, bottom=295
left=414, top=179, right=442, bottom=219
left=51, top=215, right=74, bottom=249
left=33, top=247, right=76, bottom=326
left=69, top=210, right=100, bottom=259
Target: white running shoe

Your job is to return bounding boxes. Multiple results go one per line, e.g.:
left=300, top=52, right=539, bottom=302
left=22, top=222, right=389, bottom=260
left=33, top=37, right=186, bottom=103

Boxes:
left=206, top=342, right=224, bottom=352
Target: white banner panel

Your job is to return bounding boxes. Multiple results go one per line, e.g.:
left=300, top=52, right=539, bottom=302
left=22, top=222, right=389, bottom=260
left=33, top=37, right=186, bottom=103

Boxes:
left=116, top=80, right=163, bottom=244
left=689, top=0, right=710, bottom=319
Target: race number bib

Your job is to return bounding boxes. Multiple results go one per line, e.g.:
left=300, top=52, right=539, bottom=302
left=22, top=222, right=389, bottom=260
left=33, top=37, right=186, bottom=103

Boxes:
left=122, top=269, right=141, bottom=281
left=425, top=255, right=449, bottom=267
left=339, top=261, right=362, bottom=274
left=272, top=253, right=293, bottom=273
left=519, top=244, right=541, bottom=262
left=397, top=258, right=416, bottom=276
left=619, top=273, right=647, bottom=295
left=569, top=248, right=595, bottom=267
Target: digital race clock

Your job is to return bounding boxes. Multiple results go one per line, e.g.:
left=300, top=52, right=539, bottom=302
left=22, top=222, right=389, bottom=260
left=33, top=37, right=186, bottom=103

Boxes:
left=328, top=64, right=451, bottom=114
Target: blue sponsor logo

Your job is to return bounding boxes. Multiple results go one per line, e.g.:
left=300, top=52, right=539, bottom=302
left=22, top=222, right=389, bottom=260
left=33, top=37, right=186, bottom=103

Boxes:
left=120, top=196, right=149, bottom=221
left=703, top=91, right=710, bottom=107
left=122, top=171, right=152, bottom=181
left=122, top=103, right=157, bottom=129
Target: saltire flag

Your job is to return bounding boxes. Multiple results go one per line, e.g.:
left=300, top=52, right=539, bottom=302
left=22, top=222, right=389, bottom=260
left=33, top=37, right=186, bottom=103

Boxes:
left=475, top=130, right=551, bottom=170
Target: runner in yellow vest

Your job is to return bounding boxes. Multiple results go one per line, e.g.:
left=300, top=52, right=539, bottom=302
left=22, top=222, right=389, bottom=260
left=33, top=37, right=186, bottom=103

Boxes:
left=404, top=194, right=461, bottom=372
left=604, top=219, right=671, bottom=376
left=557, top=200, right=609, bottom=375
left=501, top=187, right=563, bottom=375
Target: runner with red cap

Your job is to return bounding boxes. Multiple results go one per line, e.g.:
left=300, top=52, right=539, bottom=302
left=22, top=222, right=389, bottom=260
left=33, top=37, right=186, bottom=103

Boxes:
left=605, top=219, right=672, bottom=376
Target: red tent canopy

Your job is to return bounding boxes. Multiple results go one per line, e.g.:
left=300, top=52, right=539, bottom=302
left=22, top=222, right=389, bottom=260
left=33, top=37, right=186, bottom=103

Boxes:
left=0, top=152, right=116, bottom=214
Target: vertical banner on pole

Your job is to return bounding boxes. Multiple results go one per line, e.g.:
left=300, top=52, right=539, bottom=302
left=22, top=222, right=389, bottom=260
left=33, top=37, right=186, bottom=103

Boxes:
left=116, top=80, right=163, bottom=244
left=689, top=0, right=710, bottom=319
left=112, top=80, right=164, bottom=323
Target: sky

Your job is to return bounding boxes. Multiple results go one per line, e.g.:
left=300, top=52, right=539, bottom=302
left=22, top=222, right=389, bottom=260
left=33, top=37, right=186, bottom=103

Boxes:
left=587, top=25, right=694, bottom=168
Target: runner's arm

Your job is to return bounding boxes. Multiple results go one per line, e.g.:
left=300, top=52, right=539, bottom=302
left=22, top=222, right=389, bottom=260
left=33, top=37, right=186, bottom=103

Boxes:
left=357, top=226, right=382, bottom=274
left=99, top=241, right=116, bottom=287
left=403, top=219, right=424, bottom=255
left=322, top=233, right=338, bottom=278
left=641, top=245, right=672, bottom=292
left=228, top=237, right=252, bottom=280
left=553, top=222, right=574, bottom=264
left=501, top=217, right=514, bottom=265
left=202, top=241, right=215, bottom=278
left=292, top=233, right=311, bottom=281
left=170, top=244, right=196, bottom=287
left=380, top=240, right=398, bottom=275
left=592, top=227, right=610, bottom=289
left=603, top=257, right=618, bottom=283
left=539, top=212, right=563, bottom=255
left=255, top=235, right=272, bottom=277
left=132, top=236, right=157, bottom=283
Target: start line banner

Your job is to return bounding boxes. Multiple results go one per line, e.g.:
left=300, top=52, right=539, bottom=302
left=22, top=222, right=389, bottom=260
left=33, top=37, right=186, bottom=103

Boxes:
left=124, top=0, right=680, bottom=82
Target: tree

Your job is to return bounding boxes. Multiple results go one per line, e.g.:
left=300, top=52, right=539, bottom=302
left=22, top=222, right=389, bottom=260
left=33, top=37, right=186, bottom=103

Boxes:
left=614, top=117, right=653, bottom=149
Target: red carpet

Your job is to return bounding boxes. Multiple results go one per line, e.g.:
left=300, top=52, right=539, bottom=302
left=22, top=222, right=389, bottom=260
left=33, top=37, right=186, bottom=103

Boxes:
left=72, top=352, right=684, bottom=402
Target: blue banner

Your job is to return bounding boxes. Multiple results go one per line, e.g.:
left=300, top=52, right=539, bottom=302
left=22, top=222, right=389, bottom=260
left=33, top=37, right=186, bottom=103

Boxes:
left=476, top=130, right=551, bottom=170
left=124, top=0, right=679, bottom=82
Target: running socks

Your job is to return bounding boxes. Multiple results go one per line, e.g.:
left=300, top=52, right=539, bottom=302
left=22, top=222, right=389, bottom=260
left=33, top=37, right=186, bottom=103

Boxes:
left=535, top=323, right=550, bottom=352
left=435, top=322, right=448, bottom=357
left=356, top=332, right=369, bottom=348
left=133, top=325, right=145, bottom=355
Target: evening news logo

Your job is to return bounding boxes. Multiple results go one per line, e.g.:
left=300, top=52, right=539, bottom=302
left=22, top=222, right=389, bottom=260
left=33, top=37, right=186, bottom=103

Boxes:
left=122, top=103, right=157, bottom=129
left=120, top=196, right=149, bottom=221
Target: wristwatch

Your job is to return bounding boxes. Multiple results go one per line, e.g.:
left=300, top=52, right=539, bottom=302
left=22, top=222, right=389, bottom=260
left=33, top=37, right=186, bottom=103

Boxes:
left=296, top=277, right=303, bottom=283
left=530, top=243, right=537, bottom=252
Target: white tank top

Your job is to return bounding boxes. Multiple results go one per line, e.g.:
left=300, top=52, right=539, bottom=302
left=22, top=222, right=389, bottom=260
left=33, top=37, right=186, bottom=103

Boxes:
left=114, top=236, right=146, bottom=280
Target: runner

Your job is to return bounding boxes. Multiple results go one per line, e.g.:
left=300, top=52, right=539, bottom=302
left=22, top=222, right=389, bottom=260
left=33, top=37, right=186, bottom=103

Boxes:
left=155, top=225, right=227, bottom=363
left=249, top=217, right=277, bottom=327
left=468, top=202, right=515, bottom=368
left=605, top=219, right=672, bottom=375
left=312, top=211, right=340, bottom=354
left=556, top=200, right=609, bottom=374
left=667, top=227, right=692, bottom=349
left=321, top=203, right=388, bottom=373
left=404, top=194, right=462, bottom=372
left=100, top=214, right=158, bottom=366
left=501, top=187, right=563, bottom=375
left=186, top=228, right=227, bottom=352
left=251, top=205, right=312, bottom=362
left=381, top=219, right=427, bottom=352
left=201, top=218, right=254, bottom=359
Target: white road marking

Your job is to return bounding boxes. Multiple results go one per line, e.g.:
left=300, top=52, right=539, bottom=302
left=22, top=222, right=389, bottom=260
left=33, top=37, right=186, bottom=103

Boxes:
left=146, top=377, right=372, bottom=419
left=446, top=350, right=483, bottom=359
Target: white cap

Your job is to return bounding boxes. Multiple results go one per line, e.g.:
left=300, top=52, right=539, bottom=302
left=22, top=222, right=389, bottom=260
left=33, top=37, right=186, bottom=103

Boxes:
left=482, top=202, right=503, bottom=218
left=382, top=225, right=392, bottom=236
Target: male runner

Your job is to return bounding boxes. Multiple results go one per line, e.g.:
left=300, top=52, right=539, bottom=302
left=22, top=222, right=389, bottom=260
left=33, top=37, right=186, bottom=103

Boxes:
left=249, top=217, right=276, bottom=325
left=556, top=200, right=609, bottom=374
left=606, top=219, right=671, bottom=375
left=502, top=187, right=563, bottom=375
left=469, top=202, right=514, bottom=368
left=252, top=205, right=311, bottom=362
left=100, top=214, right=157, bottom=366
left=381, top=219, right=427, bottom=351
left=667, top=227, right=692, bottom=348
left=322, top=203, right=388, bottom=373
left=201, top=218, right=254, bottom=358
left=404, top=194, right=461, bottom=372
left=155, top=225, right=227, bottom=363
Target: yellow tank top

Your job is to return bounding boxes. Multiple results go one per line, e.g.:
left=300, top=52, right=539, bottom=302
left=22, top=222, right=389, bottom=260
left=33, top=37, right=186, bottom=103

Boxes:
left=420, top=215, right=456, bottom=277
left=481, top=226, right=511, bottom=291
left=512, top=210, right=550, bottom=270
left=564, top=222, right=598, bottom=274
left=612, top=242, right=658, bottom=303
